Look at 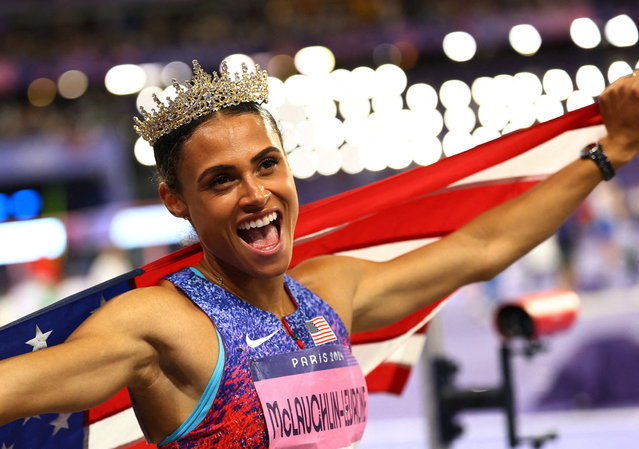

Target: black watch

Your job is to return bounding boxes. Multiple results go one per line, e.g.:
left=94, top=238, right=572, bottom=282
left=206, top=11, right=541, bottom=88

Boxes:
left=580, top=142, right=615, bottom=181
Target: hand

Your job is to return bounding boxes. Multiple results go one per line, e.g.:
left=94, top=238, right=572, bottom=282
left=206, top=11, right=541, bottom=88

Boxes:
left=598, top=69, right=639, bottom=169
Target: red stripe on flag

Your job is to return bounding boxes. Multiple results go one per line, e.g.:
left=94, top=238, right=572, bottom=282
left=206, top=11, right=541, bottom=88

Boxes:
left=365, top=362, right=413, bottom=394
left=291, top=179, right=539, bottom=266
left=134, top=243, right=203, bottom=288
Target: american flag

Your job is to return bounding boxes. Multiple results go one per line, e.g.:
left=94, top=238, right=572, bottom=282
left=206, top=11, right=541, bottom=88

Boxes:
left=0, top=103, right=605, bottom=448
left=305, top=316, right=338, bottom=345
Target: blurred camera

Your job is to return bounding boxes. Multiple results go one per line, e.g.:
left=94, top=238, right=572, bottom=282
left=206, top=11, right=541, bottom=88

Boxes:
left=495, top=289, right=580, bottom=340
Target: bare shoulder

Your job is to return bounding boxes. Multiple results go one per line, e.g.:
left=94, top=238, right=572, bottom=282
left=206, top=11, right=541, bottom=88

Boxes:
left=67, top=281, right=207, bottom=344
left=289, top=254, right=372, bottom=287
left=288, top=254, right=379, bottom=331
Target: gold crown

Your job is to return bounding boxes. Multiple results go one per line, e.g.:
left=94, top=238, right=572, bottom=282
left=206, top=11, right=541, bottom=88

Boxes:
left=133, top=60, right=269, bottom=145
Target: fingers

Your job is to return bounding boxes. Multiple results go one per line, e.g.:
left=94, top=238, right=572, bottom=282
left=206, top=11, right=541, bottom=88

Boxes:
left=597, top=68, right=639, bottom=168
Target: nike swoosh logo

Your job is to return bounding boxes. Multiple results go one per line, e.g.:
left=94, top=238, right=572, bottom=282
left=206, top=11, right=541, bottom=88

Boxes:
left=246, top=329, right=279, bottom=348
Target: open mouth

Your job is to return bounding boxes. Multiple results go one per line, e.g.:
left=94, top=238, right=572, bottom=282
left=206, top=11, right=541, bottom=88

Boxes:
left=237, top=211, right=282, bottom=251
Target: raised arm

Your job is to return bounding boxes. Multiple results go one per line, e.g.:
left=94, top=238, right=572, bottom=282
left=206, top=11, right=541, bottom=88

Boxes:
left=0, top=288, right=161, bottom=426
left=292, top=71, right=639, bottom=333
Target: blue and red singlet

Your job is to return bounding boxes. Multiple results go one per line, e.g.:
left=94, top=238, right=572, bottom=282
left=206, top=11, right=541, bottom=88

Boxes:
left=156, top=267, right=367, bottom=449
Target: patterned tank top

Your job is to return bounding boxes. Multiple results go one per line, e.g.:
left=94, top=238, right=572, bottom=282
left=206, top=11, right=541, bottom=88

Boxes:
left=158, top=267, right=355, bottom=448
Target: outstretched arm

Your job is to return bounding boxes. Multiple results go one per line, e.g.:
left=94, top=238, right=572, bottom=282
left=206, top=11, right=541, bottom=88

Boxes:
left=0, top=289, right=160, bottom=426
left=292, top=71, right=639, bottom=333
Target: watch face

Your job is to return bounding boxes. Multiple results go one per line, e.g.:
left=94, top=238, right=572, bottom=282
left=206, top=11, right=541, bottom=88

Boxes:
left=580, top=143, right=614, bottom=180
left=580, top=143, right=598, bottom=158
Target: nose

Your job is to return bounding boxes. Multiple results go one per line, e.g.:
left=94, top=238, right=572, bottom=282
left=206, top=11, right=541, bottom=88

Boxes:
left=239, top=176, right=271, bottom=210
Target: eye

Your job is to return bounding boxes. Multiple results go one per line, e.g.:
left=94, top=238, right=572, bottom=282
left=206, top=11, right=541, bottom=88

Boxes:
left=209, top=174, right=233, bottom=189
left=259, top=156, right=279, bottom=172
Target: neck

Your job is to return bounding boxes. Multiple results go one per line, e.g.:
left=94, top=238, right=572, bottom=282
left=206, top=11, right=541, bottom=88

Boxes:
left=194, top=256, right=294, bottom=318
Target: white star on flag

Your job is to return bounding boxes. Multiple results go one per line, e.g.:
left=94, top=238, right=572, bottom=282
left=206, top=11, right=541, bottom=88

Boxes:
left=49, top=413, right=72, bottom=436
left=2, top=443, right=15, bottom=449
left=25, top=325, right=52, bottom=352
left=22, top=415, right=41, bottom=425
left=91, top=295, right=107, bottom=314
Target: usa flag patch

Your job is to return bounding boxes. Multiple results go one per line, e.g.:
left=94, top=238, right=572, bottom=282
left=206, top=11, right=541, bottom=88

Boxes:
left=305, top=316, right=338, bottom=345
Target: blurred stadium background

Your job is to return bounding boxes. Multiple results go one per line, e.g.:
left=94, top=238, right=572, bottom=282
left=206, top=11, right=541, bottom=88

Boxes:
left=1, top=1, right=639, bottom=447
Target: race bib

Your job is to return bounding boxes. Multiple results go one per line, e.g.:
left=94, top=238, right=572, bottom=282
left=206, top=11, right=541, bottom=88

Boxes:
left=249, top=344, right=368, bottom=448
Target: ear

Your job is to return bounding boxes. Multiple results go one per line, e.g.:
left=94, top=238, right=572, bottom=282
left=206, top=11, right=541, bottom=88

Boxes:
left=159, top=183, right=189, bottom=219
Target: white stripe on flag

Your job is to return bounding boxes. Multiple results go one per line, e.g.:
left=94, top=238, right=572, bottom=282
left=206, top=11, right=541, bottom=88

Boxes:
left=453, top=124, right=606, bottom=186
left=383, top=333, right=427, bottom=366
left=352, top=299, right=448, bottom=376
left=86, top=407, right=144, bottom=449
left=338, top=238, right=437, bottom=262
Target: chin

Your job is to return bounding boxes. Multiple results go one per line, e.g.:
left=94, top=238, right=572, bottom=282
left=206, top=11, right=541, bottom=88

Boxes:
left=248, top=254, right=292, bottom=279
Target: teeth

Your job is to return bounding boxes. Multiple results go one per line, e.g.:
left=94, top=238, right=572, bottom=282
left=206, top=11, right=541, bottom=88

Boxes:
left=238, top=212, right=278, bottom=230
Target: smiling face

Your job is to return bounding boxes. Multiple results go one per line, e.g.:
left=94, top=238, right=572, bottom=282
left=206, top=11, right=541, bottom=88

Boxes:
left=161, top=112, right=299, bottom=281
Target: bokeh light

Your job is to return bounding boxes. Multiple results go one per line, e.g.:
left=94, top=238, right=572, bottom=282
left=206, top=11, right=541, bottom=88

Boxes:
left=444, top=107, right=476, bottom=134
left=295, top=46, right=335, bottom=76
left=442, top=31, right=477, bottom=62
left=339, top=96, right=371, bottom=120
left=411, top=135, right=442, bottom=166
left=267, top=54, right=296, bottom=79
left=340, top=143, right=364, bottom=175
left=471, top=77, right=497, bottom=106
left=139, top=63, right=163, bottom=88
left=478, top=103, right=509, bottom=131
left=0, top=194, right=9, bottom=222
left=222, top=54, right=256, bottom=76
left=136, top=86, right=164, bottom=113
left=604, top=14, right=639, bottom=47
left=27, top=78, right=57, bottom=107
left=160, top=61, right=191, bottom=86
left=374, top=64, right=407, bottom=96
left=11, top=190, right=43, bottom=220
left=288, top=147, right=317, bottom=179
left=406, top=83, right=438, bottom=111
left=576, top=65, right=606, bottom=97
left=315, top=147, right=342, bottom=176
left=472, top=127, right=501, bottom=146
left=439, top=79, right=471, bottom=109
left=415, top=109, right=444, bottom=136
left=134, top=138, right=156, bottom=166
left=442, top=131, right=474, bottom=157
left=328, top=69, right=353, bottom=102
left=570, top=17, right=601, bottom=49
left=350, top=66, right=377, bottom=99
left=372, top=94, right=403, bottom=113
left=542, top=69, right=573, bottom=101
left=284, top=74, right=312, bottom=106
left=266, top=76, right=286, bottom=109
left=607, top=60, right=633, bottom=83
left=512, top=72, right=543, bottom=104
left=566, top=90, right=594, bottom=111
left=305, top=98, right=338, bottom=121
left=57, top=70, right=89, bottom=99
left=534, top=95, right=564, bottom=123
left=509, top=24, right=542, bottom=55
left=105, top=64, right=146, bottom=95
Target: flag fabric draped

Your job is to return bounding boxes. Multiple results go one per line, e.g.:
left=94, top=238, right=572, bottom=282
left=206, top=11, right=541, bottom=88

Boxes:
left=0, top=104, right=605, bottom=449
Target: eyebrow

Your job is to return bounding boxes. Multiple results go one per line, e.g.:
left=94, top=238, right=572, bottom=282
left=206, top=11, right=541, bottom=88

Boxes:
left=196, top=146, right=282, bottom=184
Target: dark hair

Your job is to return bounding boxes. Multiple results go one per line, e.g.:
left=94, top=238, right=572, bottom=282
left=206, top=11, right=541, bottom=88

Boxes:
left=153, top=102, right=282, bottom=193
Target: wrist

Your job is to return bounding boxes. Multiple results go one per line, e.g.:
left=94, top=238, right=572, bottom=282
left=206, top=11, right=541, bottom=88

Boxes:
left=580, top=142, right=615, bottom=181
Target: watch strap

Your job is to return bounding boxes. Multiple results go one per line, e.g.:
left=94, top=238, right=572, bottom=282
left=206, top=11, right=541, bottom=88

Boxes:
left=580, top=142, right=615, bottom=181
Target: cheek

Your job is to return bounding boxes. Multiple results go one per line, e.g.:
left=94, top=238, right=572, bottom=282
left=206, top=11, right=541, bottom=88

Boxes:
left=188, top=199, right=233, bottom=237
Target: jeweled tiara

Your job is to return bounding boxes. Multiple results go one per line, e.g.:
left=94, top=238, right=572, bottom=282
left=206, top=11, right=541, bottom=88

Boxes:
left=133, top=60, right=269, bottom=145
